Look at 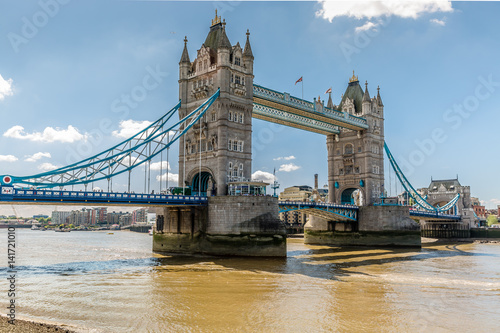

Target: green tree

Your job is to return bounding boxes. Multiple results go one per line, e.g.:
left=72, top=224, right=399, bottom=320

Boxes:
left=486, top=215, right=498, bottom=227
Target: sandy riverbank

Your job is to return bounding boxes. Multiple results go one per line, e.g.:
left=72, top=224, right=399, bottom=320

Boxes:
left=0, top=316, right=92, bottom=333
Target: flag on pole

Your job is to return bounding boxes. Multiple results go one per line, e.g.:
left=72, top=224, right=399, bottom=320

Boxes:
left=295, top=76, right=303, bottom=85
left=325, top=87, right=332, bottom=94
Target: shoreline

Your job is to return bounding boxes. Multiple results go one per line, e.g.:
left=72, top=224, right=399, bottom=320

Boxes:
left=0, top=315, right=96, bottom=333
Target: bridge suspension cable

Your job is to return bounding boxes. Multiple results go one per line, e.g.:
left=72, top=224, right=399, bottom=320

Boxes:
left=1, top=89, right=220, bottom=189
left=384, top=141, right=460, bottom=212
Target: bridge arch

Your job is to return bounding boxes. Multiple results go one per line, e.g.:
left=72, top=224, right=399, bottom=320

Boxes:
left=188, top=167, right=215, bottom=196
left=339, top=187, right=364, bottom=205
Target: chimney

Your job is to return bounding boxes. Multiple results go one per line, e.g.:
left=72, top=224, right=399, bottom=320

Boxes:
left=314, top=174, right=318, bottom=190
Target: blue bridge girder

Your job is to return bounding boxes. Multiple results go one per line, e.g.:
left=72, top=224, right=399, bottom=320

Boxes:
left=409, top=210, right=462, bottom=221
left=252, top=84, right=369, bottom=133
left=278, top=201, right=359, bottom=222
left=0, top=186, right=208, bottom=207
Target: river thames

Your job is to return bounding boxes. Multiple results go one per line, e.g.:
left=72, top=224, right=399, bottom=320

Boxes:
left=1, top=229, right=499, bottom=332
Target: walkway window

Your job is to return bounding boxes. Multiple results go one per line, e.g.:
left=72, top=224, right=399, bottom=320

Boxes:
left=344, top=144, right=353, bottom=154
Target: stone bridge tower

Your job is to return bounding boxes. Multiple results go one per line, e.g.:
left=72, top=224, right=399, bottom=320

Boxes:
left=178, top=11, right=254, bottom=195
left=327, top=72, right=385, bottom=205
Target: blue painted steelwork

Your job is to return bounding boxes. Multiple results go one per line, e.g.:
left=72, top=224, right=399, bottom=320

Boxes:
left=0, top=186, right=208, bottom=206
left=384, top=142, right=460, bottom=213
left=409, top=210, right=461, bottom=221
left=0, top=89, right=220, bottom=188
left=253, top=84, right=369, bottom=131
left=252, top=103, right=340, bottom=135
left=278, top=201, right=358, bottom=222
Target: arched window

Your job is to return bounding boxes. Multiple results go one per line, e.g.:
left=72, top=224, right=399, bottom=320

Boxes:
left=229, top=111, right=233, bottom=121
left=228, top=139, right=232, bottom=151
left=344, top=144, right=353, bottom=154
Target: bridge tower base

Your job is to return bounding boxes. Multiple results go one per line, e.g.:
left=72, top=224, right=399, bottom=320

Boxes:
left=153, top=196, right=286, bottom=257
left=304, top=206, right=421, bottom=248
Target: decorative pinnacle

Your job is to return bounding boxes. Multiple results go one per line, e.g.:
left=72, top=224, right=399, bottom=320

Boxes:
left=349, top=70, right=358, bottom=83
left=377, top=85, right=380, bottom=92
left=211, top=9, right=221, bottom=26
left=246, top=29, right=250, bottom=37
left=365, top=80, right=368, bottom=89
left=184, top=36, right=187, bottom=45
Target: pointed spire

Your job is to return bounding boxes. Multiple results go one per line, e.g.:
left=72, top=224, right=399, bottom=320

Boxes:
left=217, top=19, right=232, bottom=49
left=377, top=85, right=384, bottom=106
left=243, top=29, right=254, bottom=58
left=363, top=80, right=370, bottom=102
left=327, top=92, right=334, bottom=109
left=179, top=36, right=190, bottom=64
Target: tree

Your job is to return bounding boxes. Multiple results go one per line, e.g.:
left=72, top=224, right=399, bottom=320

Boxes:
left=486, top=215, right=498, bottom=227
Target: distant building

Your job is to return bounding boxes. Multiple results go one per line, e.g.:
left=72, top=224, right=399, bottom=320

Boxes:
left=51, top=211, right=71, bottom=225
left=470, top=197, right=486, bottom=219
left=417, top=177, right=475, bottom=227
left=90, top=207, right=107, bottom=225
left=278, top=185, right=313, bottom=227
left=132, top=208, right=148, bottom=224
left=107, top=211, right=127, bottom=225
left=119, top=213, right=132, bottom=226
left=33, top=214, right=49, bottom=219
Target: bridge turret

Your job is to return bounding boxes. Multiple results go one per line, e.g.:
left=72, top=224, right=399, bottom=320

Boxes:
left=362, top=81, right=371, bottom=115
left=243, top=29, right=254, bottom=73
left=179, top=37, right=191, bottom=104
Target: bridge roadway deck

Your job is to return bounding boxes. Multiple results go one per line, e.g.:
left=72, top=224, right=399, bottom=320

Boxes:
left=0, top=187, right=208, bottom=207
left=279, top=201, right=461, bottom=222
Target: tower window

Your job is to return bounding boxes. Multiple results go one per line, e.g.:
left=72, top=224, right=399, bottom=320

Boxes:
left=238, top=141, right=243, bottom=152
left=235, top=57, right=241, bottom=66
left=229, top=111, right=233, bottom=121
left=344, top=144, right=353, bottom=154
left=233, top=140, right=238, bottom=151
left=211, top=112, right=216, bottom=122
left=239, top=113, right=244, bottom=123
left=235, top=75, right=241, bottom=85
left=228, top=139, right=233, bottom=151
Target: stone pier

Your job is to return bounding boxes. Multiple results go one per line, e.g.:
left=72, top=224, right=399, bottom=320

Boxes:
left=153, top=196, right=287, bottom=257
left=305, top=206, right=421, bottom=248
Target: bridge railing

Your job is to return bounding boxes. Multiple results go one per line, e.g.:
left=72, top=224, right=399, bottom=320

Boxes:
left=1, top=187, right=208, bottom=205
left=278, top=201, right=359, bottom=210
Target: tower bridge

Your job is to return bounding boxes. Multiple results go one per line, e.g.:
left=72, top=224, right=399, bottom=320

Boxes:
left=0, top=12, right=475, bottom=255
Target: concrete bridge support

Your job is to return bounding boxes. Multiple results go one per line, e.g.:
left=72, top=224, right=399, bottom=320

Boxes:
left=153, top=196, right=286, bottom=257
left=305, top=206, right=421, bottom=247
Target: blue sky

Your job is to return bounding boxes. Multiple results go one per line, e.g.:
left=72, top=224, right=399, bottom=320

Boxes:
left=1, top=0, right=500, bottom=215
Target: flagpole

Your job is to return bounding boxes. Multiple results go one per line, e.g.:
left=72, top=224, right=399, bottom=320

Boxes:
left=301, top=79, right=304, bottom=100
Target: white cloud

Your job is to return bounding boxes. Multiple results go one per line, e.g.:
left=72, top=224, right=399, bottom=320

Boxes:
left=38, top=162, right=60, bottom=171
left=112, top=120, right=153, bottom=138
left=156, top=172, right=178, bottom=185
left=3, top=125, right=87, bottom=143
left=0, top=74, right=13, bottom=100
left=273, top=155, right=296, bottom=161
left=25, top=152, right=51, bottom=162
left=279, top=163, right=301, bottom=172
left=251, top=170, right=275, bottom=184
left=316, top=1, right=453, bottom=21
left=430, top=18, right=446, bottom=26
left=150, top=161, right=171, bottom=171
left=0, top=155, right=18, bottom=162
left=355, top=21, right=378, bottom=33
